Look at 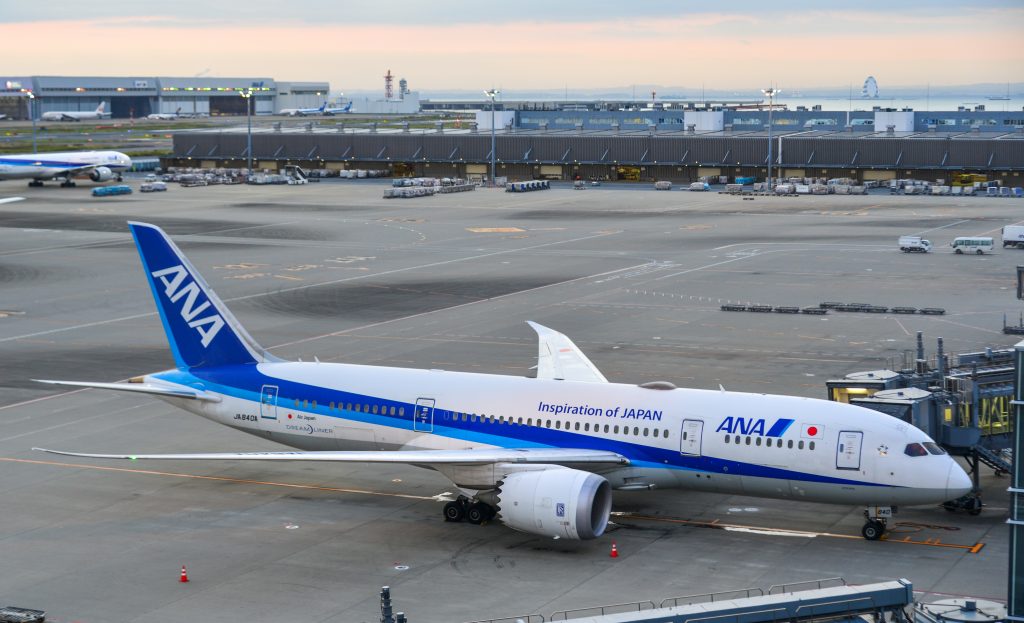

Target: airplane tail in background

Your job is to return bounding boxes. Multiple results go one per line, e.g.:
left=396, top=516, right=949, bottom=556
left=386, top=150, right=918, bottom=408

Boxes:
left=96, top=102, right=106, bottom=113
left=128, top=222, right=277, bottom=370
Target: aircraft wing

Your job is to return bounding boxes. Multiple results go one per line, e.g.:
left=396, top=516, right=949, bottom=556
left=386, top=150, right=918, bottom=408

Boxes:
left=34, top=379, right=222, bottom=402
left=528, top=321, right=608, bottom=383
left=34, top=447, right=629, bottom=466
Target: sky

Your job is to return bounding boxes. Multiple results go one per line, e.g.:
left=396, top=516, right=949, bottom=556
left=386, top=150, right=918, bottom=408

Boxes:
left=1, top=0, right=1022, bottom=95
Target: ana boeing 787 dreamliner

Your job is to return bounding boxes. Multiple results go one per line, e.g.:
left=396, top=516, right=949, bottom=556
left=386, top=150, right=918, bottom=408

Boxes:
left=35, top=222, right=972, bottom=541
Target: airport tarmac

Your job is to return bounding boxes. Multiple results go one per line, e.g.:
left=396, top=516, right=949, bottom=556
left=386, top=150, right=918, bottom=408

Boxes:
left=0, top=180, right=1016, bottom=622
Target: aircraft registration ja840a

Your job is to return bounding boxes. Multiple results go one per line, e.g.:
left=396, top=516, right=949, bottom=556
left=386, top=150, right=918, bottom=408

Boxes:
left=35, top=222, right=972, bottom=541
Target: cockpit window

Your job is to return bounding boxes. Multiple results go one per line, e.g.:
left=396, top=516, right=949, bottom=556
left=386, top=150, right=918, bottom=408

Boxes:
left=904, top=443, right=928, bottom=457
left=923, top=442, right=947, bottom=456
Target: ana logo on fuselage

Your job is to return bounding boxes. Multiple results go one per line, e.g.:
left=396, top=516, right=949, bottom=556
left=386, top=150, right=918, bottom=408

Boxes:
left=150, top=265, right=224, bottom=348
left=715, top=416, right=794, bottom=437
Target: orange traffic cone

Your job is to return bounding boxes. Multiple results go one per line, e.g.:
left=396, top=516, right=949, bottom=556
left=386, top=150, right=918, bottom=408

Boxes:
left=179, top=565, right=190, bottom=583
left=610, top=541, right=619, bottom=558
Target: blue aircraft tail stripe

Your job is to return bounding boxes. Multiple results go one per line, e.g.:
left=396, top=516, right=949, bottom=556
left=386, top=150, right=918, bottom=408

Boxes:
left=129, top=221, right=271, bottom=370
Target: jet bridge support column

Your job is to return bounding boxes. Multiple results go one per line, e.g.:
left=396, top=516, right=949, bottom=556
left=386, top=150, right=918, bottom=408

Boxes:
left=1009, top=338, right=1024, bottom=621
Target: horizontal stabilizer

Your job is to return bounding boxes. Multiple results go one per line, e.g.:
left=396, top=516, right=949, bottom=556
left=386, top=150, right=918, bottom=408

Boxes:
left=34, top=447, right=628, bottom=466
left=34, top=379, right=221, bottom=402
left=528, top=321, right=607, bottom=383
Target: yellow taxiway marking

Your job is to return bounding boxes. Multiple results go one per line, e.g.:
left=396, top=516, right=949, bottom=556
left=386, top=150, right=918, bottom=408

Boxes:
left=615, top=513, right=984, bottom=552
left=1, top=457, right=435, bottom=501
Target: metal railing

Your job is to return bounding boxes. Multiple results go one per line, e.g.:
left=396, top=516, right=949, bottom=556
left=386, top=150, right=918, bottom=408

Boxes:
left=767, top=577, right=846, bottom=594
left=661, top=587, right=765, bottom=609
left=465, top=615, right=546, bottom=623
left=548, top=600, right=656, bottom=621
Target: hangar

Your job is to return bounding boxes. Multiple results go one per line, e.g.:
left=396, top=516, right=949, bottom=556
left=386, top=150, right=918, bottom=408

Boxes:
left=0, top=75, right=329, bottom=119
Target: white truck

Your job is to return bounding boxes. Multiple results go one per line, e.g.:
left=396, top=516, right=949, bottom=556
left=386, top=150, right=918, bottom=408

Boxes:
left=898, top=235, right=932, bottom=253
left=1002, top=225, right=1024, bottom=248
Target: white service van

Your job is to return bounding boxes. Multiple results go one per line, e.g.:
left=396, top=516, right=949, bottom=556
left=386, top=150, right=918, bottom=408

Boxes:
left=898, top=236, right=932, bottom=253
left=1002, top=226, right=1024, bottom=248
left=950, top=237, right=994, bottom=254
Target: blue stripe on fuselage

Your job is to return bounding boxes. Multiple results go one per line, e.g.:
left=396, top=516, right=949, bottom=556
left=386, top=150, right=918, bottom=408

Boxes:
left=152, top=366, right=891, bottom=489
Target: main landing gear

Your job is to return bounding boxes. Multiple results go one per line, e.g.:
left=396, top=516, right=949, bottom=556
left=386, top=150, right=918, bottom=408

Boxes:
left=60, top=179, right=76, bottom=188
left=443, top=496, right=496, bottom=525
left=862, top=506, right=894, bottom=540
left=943, top=494, right=983, bottom=516
left=27, top=180, right=44, bottom=187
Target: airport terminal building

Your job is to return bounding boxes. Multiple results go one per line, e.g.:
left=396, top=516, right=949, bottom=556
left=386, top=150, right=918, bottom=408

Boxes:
left=0, top=76, right=330, bottom=119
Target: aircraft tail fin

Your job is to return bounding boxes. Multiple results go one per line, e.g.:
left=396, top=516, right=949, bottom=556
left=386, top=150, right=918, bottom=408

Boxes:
left=96, top=102, right=105, bottom=113
left=128, top=221, right=277, bottom=370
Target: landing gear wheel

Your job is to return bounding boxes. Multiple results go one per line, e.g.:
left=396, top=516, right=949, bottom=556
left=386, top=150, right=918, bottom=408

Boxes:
left=466, top=502, right=493, bottom=525
left=443, top=500, right=466, bottom=522
left=861, top=520, right=885, bottom=541
left=28, top=180, right=43, bottom=187
left=60, top=180, right=76, bottom=188
left=967, top=497, right=984, bottom=516
left=116, top=175, right=124, bottom=182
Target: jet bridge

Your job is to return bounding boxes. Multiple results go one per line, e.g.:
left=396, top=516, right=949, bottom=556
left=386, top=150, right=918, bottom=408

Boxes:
left=826, top=332, right=1013, bottom=508
left=461, top=578, right=915, bottom=623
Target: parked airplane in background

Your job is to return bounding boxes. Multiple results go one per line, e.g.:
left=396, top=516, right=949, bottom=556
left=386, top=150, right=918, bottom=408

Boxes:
left=0, top=150, right=131, bottom=186
left=279, top=102, right=352, bottom=116
left=147, top=108, right=181, bottom=120
left=279, top=103, right=326, bottom=116
left=322, top=101, right=352, bottom=115
left=35, top=223, right=972, bottom=542
left=41, top=102, right=109, bottom=122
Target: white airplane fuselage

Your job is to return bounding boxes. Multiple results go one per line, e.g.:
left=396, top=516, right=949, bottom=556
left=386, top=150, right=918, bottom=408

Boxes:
left=0, top=150, right=131, bottom=182
left=150, top=360, right=969, bottom=507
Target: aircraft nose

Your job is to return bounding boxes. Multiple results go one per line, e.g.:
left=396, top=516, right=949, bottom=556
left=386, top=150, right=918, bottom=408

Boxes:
left=946, top=460, right=972, bottom=499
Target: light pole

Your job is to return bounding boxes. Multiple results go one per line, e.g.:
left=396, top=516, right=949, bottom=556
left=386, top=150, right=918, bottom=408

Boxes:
left=484, top=89, right=499, bottom=186
left=761, top=87, right=780, bottom=190
left=240, top=87, right=254, bottom=173
left=24, top=90, right=36, bottom=154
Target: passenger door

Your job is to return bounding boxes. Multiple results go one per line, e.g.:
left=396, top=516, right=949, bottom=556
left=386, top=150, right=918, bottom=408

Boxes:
left=259, top=385, right=278, bottom=421
left=414, top=398, right=435, bottom=433
left=836, top=431, right=863, bottom=470
left=679, top=419, right=703, bottom=456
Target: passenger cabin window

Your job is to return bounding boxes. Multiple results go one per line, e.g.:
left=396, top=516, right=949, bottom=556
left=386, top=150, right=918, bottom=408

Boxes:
left=809, top=441, right=815, bottom=450
left=904, top=443, right=929, bottom=457
left=923, top=442, right=947, bottom=455
left=399, top=407, right=405, bottom=416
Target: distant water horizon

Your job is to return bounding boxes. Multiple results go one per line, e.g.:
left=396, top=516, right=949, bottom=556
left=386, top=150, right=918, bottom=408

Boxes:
left=396, top=89, right=1024, bottom=113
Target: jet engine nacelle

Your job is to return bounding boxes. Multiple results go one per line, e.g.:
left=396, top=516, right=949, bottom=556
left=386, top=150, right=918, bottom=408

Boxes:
left=496, top=467, right=611, bottom=540
left=90, top=167, right=114, bottom=182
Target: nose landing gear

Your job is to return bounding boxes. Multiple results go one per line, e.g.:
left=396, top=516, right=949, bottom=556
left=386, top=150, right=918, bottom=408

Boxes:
left=862, top=506, right=895, bottom=540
